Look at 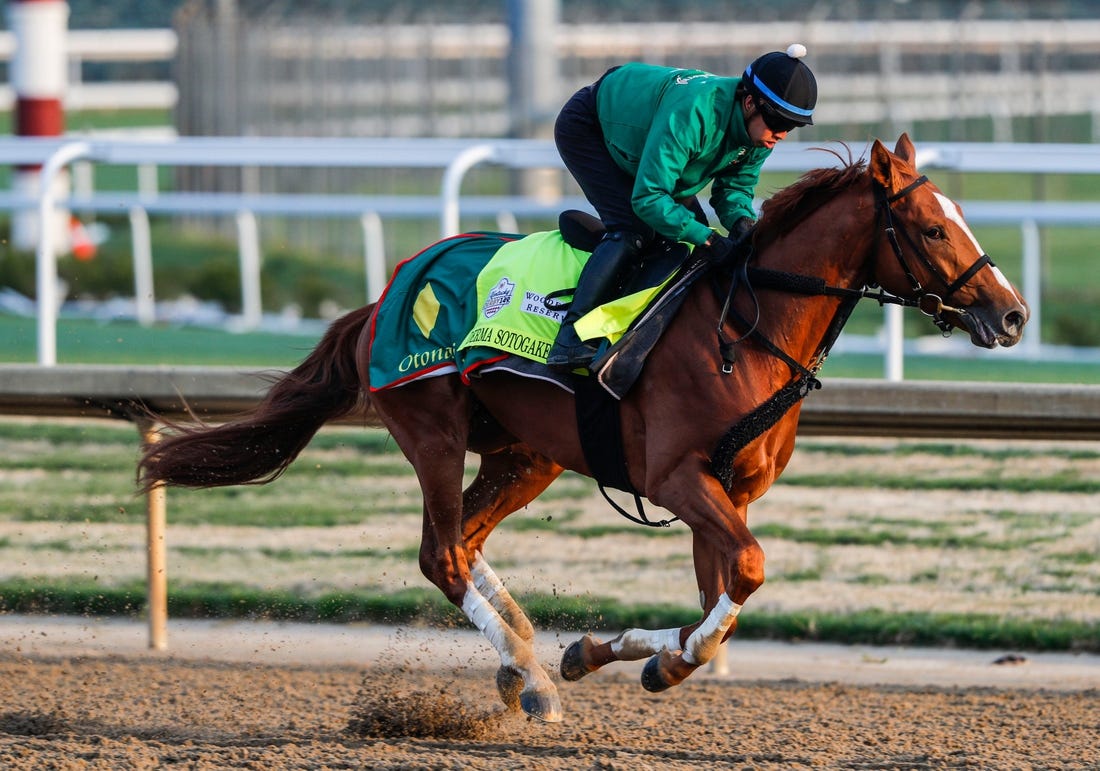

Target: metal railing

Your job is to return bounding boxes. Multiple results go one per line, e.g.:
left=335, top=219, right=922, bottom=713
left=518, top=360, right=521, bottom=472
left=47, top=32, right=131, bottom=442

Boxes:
left=5, top=136, right=1100, bottom=371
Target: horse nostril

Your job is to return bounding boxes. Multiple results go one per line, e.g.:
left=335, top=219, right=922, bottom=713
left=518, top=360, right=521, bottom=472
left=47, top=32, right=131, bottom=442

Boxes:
left=1004, top=309, right=1026, bottom=332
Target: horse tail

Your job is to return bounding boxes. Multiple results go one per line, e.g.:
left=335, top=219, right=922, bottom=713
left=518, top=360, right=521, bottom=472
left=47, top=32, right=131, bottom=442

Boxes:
left=138, top=303, right=375, bottom=492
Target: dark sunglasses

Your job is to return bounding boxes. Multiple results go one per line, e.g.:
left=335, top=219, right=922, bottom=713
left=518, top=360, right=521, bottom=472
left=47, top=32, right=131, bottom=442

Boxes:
left=757, top=100, right=802, bottom=133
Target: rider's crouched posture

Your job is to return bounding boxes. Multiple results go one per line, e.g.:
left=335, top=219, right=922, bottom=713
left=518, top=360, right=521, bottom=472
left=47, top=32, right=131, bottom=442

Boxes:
left=547, top=44, right=819, bottom=373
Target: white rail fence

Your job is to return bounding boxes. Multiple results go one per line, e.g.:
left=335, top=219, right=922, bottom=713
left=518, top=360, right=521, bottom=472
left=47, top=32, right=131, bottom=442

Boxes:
left=0, top=28, right=178, bottom=112
left=3, top=137, right=1100, bottom=371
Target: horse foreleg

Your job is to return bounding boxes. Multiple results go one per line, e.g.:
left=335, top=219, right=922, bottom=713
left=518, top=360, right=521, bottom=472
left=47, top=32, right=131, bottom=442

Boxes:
left=640, top=593, right=743, bottom=692
left=559, top=595, right=740, bottom=684
left=640, top=498, right=760, bottom=692
left=561, top=476, right=761, bottom=692
left=560, top=626, right=685, bottom=681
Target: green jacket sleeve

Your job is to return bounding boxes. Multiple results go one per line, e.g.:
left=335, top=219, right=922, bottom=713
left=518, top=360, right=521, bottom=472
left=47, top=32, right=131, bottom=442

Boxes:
left=710, top=149, right=768, bottom=230
left=629, top=104, right=715, bottom=246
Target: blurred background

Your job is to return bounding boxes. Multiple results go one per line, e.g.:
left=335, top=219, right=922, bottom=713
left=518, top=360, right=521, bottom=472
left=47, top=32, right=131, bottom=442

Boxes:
left=2, top=2, right=1097, bottom=674
left=3, top=0, right=1099, bottom=372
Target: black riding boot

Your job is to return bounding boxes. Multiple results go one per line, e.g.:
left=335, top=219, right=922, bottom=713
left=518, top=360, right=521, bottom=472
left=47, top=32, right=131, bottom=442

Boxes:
left=546, top=230, right=643, bottom=372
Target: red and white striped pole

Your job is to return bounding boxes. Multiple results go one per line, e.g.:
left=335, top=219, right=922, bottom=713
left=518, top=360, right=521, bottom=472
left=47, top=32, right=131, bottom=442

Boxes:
left=8, top=0, right=70, bottom=252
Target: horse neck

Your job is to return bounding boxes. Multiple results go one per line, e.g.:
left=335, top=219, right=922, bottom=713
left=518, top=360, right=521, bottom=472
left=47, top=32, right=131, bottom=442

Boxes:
left=758, top=178, right=877, bottom=287
left=748, top=180, right=878, bottom=376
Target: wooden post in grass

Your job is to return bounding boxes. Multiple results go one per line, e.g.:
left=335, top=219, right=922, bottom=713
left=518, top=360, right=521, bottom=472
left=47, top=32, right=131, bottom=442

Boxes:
left=137, top=416, right=168, bottom=651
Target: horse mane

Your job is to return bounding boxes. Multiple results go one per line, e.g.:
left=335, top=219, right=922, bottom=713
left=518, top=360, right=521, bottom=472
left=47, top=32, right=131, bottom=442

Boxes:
left=754, top=145, right=868, bottom=245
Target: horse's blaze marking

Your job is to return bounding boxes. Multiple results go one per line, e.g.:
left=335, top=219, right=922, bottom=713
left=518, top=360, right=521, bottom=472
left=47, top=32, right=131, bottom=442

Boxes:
left=934, top=192, right=1019, bottom=296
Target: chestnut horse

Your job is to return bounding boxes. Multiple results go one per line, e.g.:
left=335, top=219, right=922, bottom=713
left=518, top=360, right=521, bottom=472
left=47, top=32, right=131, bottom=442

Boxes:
left=139, top=134, right=1027, bottom=723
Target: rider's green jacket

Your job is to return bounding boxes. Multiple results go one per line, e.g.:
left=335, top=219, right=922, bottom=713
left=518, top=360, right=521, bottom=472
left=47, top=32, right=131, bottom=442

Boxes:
left=595, top=62, right=771, bottom=246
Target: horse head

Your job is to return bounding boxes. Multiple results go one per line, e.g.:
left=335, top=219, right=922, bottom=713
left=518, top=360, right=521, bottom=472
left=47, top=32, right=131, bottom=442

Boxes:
left=868, top=133, right=1028, bottom=348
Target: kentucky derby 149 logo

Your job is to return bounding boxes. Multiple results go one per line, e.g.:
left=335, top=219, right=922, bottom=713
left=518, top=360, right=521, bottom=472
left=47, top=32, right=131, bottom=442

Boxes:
left=482, top=277, right=516, bottom=319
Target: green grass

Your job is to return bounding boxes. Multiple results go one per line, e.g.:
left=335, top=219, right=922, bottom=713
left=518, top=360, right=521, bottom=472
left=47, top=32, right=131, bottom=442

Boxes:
left=0, top=314, right=322, bottom=367
left=752, top=522, right=1057, bottom=551
left=799, top=441, right=1100, bottom=460
left=1, top=417, right=1097, bottom=650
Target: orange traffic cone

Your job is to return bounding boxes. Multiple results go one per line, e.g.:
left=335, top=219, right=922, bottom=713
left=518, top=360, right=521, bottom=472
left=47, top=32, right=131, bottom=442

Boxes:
left=70, top=216, right=96, bottom=261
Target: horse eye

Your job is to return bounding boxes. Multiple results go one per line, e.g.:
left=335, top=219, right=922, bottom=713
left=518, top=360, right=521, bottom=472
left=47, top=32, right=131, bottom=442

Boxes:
left=924, top=225, right=946, bottom=240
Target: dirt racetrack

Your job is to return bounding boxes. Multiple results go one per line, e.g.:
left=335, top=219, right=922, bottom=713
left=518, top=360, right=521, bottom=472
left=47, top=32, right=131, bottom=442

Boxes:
left=0, top=617, right=1097, bottom=770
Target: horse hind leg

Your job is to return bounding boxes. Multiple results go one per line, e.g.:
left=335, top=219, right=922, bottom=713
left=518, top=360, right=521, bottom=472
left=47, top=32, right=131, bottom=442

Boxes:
left=463, top=446, right=563, bottom=644
left=459, top=446, right=563, bottom=710
left=375, top=381, right=562, bottom=722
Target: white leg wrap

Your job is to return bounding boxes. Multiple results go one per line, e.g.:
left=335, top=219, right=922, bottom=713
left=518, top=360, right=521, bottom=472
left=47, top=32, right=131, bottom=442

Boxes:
left=471, top=553, right=505, bottom=603
left=471, top=553, right=535, bottom=639
left=682, top=594, right=742, bottom=666
left=461, top=586, right=516, bottom=667
left=610, top=626, right=683, bottom=660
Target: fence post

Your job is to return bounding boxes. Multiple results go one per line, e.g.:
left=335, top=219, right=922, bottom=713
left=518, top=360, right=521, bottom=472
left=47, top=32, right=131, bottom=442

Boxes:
left=130, top=206, right=156, bottom=326
left=361, top=212, right=387, bottom=303
left=441, top=143, right=497, bottom=237
left=136, top=415, right=168, bottom=651
left=885, top=305, right=904, bottom=381
left=235, top=209, right=262, bottom=330
left=1020, top=219, right=1041, bottom=357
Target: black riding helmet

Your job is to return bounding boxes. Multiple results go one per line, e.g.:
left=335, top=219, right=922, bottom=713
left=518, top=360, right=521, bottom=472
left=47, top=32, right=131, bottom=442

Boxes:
left=742, top=44, right=818, bottom=131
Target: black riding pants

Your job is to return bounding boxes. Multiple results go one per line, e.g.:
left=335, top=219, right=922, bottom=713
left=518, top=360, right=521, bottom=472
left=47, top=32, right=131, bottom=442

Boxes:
left=553, top=70, right=707, bottom=244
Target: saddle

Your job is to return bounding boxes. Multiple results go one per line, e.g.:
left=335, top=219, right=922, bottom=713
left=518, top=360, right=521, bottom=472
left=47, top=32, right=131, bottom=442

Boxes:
left=556, top=210, right=708, bottom=399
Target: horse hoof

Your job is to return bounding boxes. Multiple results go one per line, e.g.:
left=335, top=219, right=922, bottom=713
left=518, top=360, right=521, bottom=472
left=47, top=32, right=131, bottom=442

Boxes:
left=560, top=634, right=599, bottom=682
left=496, top=666, right=524, bottom=712
left=641, top=654, right=672, bottom=693
left=520, top=688, right=563, bottom=723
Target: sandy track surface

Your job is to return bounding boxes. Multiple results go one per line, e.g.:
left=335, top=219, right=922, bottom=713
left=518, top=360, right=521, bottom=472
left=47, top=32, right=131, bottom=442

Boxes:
left=1, top=615, right=1097, bottom=769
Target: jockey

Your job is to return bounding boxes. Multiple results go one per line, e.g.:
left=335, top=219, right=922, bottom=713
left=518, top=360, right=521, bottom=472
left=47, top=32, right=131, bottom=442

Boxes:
left=547, top=44, right=818, bottom=373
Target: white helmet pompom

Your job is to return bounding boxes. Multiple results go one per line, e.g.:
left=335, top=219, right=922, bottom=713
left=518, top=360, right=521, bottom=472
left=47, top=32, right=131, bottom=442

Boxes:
left=786, top=43, right=808, bottom=59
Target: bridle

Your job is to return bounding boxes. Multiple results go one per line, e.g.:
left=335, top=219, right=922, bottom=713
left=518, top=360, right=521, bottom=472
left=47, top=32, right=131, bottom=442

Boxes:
left=714, top=172, right=995, bottom=376
left=875, top=174, right=995, bottom=334
left=709, top=168, right=998, bottom=492
left=716, top=171, right=998, bottom=372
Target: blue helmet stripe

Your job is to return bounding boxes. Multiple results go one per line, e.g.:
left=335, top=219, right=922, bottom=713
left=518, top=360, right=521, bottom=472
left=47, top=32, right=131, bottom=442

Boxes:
left=745, top=65, right=814, bottom=117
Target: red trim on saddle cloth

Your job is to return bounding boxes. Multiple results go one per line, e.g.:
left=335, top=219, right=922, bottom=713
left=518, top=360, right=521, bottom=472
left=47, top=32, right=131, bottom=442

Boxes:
left=459, top=353, right=510, bottom=385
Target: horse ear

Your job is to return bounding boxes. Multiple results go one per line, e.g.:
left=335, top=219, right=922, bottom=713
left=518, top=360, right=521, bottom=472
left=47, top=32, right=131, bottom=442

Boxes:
left=894, top=132, right=916, bottom=163
left=870, top=139, right=895, bottom=188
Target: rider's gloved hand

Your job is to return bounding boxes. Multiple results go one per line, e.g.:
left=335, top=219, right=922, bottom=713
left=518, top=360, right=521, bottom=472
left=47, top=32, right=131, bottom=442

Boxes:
left=729, top=216, right=755, bottom=245
left=701, top=217, right=756, bottom=266
left=701, top=233, right=737, bottom=266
